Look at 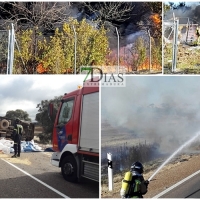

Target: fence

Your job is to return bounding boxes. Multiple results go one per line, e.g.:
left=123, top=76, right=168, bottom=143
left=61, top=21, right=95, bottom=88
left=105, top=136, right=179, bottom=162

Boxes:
left=163, top=17, right=199, bottom=72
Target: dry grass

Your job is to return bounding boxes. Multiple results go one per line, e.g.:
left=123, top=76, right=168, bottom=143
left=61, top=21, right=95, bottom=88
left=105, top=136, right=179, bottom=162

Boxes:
left=164, top=43, right=200, bottom=74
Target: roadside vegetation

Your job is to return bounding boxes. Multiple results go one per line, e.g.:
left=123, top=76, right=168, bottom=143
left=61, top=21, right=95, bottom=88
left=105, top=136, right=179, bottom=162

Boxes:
left=101, top=141, right=160, bottom=176
left=14, top=19, right=109, bottom=74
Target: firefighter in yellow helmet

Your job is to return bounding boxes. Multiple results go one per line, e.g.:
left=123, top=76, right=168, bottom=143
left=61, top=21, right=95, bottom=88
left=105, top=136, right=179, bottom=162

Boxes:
left=120, top=161, right=149, bottom=198
left=196, top=27, right=200, bottom=45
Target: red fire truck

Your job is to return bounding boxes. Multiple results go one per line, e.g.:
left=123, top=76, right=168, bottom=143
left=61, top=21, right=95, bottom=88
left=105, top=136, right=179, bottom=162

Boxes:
left=49, top=80, right=99, bottom=182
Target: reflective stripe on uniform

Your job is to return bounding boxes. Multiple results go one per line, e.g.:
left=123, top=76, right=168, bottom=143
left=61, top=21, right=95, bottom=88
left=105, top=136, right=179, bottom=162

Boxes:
left=130, top=180, right=142, bottom=198
left=134, top=180, right=141, bottom=193
left=16, top=124, right=23, bottom=134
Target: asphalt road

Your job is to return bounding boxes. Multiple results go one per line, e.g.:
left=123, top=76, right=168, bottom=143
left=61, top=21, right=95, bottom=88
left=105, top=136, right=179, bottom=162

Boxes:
left=0, top=152, right=99, bottom=198
left=157, top=171, right=200, bottom=198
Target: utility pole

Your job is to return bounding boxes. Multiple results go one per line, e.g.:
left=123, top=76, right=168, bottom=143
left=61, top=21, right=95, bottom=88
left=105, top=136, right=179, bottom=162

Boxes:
left=172, top=15, right=179, bottom=72
left=116, top=27, right=120, bottom=74
left=72, top=25, right=77, bottom=74
left=7, top=23, right=15, bottom=74
left=147, top=29, right=151, bottom=72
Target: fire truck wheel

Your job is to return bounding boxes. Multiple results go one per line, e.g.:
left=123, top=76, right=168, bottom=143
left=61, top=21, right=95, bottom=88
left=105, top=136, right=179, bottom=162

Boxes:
left=61, top=155, right=78, bottom=182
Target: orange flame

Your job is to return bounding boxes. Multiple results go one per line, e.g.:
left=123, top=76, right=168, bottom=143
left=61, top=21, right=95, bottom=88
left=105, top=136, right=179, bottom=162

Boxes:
left=150, top=14, right=161, bottom=25
left=138, top=58, right=161, bottom=71
left=105, top=48, right=162, bottom=72
left=37, top=63, right=74, bottom=74
left=36, top=63, right=47, bottom=74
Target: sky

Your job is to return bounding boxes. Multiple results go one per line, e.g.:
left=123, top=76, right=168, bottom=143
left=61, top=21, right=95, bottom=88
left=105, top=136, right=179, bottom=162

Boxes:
left=102, top=76, right=200, bottom=153
left=164, top=1, right=200, bottom=20
left=0, top=75, right=86, bottom=121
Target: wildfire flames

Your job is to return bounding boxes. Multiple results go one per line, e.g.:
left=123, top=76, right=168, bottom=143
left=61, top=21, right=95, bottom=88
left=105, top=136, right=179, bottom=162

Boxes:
left=37, top=63, right=74, bottom=74
left=37, top=63, right=47, bottom=74
left=137, top=58, right=161, bottom=71
left=36, top=12, right=162, bottom=74
left=150, top=13, right=161, bottom=26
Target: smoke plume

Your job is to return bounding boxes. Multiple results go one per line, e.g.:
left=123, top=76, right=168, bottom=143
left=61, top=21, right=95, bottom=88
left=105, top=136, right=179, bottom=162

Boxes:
left=102, top=77, right=200, bottom=154
left=164, top=2, right=200, bottom=24
left=71, top=2, right=161, bottom=48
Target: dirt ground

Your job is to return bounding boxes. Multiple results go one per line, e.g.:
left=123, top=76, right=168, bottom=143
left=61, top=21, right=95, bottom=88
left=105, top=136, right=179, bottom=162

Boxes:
left=101, top=153, right=200, bottom=198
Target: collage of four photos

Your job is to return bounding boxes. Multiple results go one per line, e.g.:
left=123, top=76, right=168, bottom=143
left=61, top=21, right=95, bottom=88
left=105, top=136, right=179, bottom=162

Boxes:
left=0, top=1, right=200, bottom=199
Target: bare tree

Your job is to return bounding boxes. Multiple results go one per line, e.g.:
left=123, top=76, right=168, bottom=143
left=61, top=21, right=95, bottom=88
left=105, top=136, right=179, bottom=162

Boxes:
left=0, top=2, right=72, bottom=31
left=82, top=2, right=135, bottom=25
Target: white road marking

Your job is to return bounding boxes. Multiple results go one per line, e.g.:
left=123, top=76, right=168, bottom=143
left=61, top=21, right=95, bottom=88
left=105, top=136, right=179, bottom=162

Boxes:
left=153, top=169, right=200, bottom=198
left=1, top=158, right=70, bottom=199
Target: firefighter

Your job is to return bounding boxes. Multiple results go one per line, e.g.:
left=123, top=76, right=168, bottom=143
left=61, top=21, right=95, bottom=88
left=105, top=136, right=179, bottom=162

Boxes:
left=11, top=118, right=23, bottom=158
left=196, top=27, right=200, bottom=45
left=120, top=161, right=149, bottom=198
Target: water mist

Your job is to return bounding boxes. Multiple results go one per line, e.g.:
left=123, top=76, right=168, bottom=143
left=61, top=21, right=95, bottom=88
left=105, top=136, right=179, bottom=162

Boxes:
left=148, top=131, right=200, bottom=181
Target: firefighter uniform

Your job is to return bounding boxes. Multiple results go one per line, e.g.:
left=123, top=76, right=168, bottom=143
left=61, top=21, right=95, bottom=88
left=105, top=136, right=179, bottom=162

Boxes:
left=126, top=172, right=148, bottom=198
left=120, top=162, right=149, bottom=198
left=12, top=120, right=23, bottom=158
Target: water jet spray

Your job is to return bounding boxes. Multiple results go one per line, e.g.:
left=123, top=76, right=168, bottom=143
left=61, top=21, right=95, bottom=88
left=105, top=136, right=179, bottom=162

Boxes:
left=148, top=131, right=200, bottom=182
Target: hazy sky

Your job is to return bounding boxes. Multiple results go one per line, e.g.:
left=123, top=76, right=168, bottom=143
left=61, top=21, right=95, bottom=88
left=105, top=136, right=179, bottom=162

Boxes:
left=165, top=1, right=200, bottom=6
left=0, top=75, right=85, bottom=121
left=164, top=1, right=200, bottom=20
left=102, top=76, right=200, bottom=152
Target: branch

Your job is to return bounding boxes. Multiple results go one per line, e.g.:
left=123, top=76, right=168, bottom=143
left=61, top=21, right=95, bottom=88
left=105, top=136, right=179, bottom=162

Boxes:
left=0, top=2, right=72, bottom=31
left=83, top=2, right=135, bottom=24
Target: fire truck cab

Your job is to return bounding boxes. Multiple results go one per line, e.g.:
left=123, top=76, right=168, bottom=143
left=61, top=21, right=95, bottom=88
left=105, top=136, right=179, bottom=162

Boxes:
left=49, top=81, right=99, bottom=182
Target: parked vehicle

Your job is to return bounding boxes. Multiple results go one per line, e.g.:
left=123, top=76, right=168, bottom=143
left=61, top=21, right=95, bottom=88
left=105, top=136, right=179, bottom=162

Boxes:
left=49, top=80, right=99, bottom=182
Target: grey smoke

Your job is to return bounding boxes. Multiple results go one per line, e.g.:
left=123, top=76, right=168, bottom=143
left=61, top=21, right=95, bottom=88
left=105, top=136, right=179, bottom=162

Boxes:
left=126, top=31, right=148, bottom=44
left=71, top=2, right=160, bottom=49
left=164, top=2, right=200, bottom=23
left=102, top=76, right=200, bottom=153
